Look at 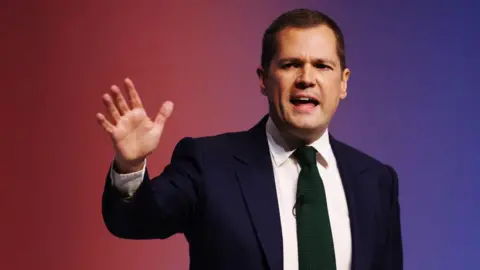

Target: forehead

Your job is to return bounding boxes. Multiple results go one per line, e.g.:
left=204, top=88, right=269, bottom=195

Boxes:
left=274, top=25, right=338, bottom=60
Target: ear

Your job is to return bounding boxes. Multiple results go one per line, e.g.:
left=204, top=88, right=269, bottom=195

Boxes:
left=256, top=66, right=267, bottom=96
left=340, top=68, right=350, bottom=99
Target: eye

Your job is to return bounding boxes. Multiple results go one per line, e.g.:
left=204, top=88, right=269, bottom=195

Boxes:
left=282, top=63, right=301, bottom=69
left=315, top=63, right=331, bottom=70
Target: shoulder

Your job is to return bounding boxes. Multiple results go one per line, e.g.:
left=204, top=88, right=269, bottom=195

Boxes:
left=170, top=129, right=251, bottom=159
left=332, top=137, right=400, bottom=205
left=331, top=138, right=383, bottom=166
left=331, top=137, right=399, bottom=183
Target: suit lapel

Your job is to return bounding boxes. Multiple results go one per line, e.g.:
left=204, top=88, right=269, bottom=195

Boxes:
left=330, top=135, right=374, bottom=270
left=231, top=117, right=375, bottom=270
left=233, top=116, right=283, bottom=270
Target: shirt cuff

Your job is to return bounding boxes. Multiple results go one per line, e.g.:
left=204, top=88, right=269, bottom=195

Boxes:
left=110, top=159, right=146, bottom=196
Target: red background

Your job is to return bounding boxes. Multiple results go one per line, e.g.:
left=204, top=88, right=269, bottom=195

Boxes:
left=2, top=1, right=289, bottom=269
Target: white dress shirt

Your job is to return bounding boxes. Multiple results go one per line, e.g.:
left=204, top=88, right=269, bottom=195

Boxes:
left=111, top=117, right=352, bottom=270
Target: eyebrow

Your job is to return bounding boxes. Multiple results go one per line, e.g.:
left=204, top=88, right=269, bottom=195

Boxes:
left=278, top=57, right=337, bottom=67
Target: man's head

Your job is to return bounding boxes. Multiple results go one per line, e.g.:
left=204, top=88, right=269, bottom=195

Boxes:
left=257, top=9, right=350, bottom=144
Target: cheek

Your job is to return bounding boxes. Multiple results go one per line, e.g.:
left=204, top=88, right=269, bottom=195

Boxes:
left=267, top=77, right=292, bottom=103
left=319, top=77, right=344, bottom=101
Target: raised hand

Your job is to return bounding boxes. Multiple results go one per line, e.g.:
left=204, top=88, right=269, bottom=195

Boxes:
left=96, top=78, right=173, bottom=173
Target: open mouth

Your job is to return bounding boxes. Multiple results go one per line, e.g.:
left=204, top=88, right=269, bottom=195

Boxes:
left=290, top=97, right=320, bottom=106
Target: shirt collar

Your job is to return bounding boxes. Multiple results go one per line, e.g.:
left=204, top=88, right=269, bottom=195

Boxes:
left=265, top=116, right=334, bottom=168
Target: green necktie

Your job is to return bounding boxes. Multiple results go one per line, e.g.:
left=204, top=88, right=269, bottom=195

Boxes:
left=294, top=146, right=336, bottom=270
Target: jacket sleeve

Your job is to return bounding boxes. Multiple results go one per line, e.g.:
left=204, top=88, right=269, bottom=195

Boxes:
left=101, top=137, right=202, bottom=240
left=379, top=164, right=404, bottom=269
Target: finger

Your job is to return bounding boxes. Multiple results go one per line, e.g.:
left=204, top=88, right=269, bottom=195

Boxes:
left=124, top=77, right=143, bottom=108
left=110, top=85, right=130, bottom=115
left=155, top=101, right=174, bottom=125
left=96, top=113, right=115, bottom=134
left=102, top=93, right=121, bottom=123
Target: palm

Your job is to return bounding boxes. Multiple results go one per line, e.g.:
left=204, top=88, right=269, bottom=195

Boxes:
left=96, top=78, right=173, bottom=166
left=112, top=108, right=162, bottom=162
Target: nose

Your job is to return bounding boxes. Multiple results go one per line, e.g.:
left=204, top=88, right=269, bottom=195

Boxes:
left=295, top=64, right=315, bottom=89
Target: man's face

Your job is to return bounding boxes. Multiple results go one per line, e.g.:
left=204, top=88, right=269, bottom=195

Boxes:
left=258, top=25, right=350, bottom=142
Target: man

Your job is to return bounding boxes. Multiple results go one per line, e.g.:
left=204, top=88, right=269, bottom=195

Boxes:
left=97, top=8, right=403, bottom=270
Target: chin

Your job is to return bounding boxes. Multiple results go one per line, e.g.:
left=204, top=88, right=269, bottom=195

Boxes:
left=283, top=115, right=325, bottom=139
left=289, top=113, right=325, bottom=129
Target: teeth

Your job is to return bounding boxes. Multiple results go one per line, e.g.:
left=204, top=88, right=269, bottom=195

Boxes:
left=298, top=97, right=311, bottom=101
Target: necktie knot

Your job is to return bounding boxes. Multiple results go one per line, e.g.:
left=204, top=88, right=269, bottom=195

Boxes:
left=294, top=146, right=317, bottom=168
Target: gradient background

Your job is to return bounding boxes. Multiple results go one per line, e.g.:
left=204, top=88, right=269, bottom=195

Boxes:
left=2, top=0, right=479, bottom=269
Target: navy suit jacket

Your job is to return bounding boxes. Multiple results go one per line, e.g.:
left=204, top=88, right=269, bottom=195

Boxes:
left=102, top=115, right=403, bottom=270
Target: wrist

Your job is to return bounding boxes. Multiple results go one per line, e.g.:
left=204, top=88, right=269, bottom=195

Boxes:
left=113, top=158, right=145, bottom=174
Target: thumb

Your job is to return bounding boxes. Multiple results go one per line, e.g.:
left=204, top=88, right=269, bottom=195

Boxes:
left=155, top=101, right=174, bottom=125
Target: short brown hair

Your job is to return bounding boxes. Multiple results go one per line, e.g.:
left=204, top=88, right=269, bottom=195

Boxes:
left=261, top=9, right=346, bottom=71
